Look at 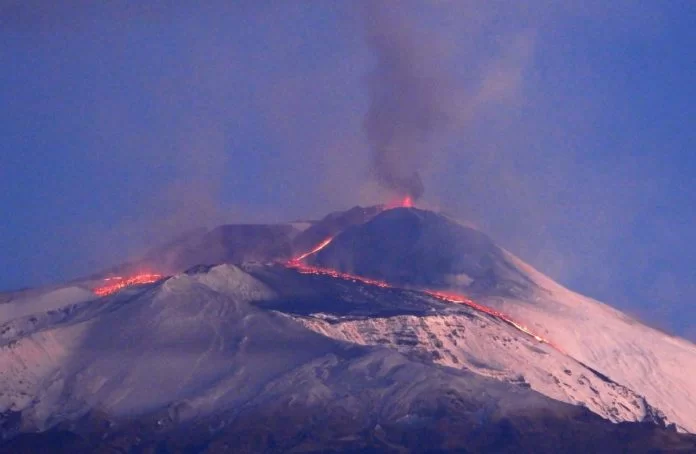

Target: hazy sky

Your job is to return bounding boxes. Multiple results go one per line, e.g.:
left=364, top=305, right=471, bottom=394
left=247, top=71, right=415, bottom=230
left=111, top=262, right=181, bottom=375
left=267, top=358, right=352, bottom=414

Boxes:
left=2, top=1, right=695, bottom=340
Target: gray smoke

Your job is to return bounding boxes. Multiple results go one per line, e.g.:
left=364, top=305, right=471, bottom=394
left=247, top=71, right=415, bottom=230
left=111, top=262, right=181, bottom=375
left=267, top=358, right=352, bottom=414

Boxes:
left=362, top=2, right=448, bottom=200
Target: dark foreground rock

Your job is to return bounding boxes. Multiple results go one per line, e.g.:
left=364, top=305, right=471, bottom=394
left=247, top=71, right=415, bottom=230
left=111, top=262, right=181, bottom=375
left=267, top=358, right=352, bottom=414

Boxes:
left=2, top=399, right=695, bottom=454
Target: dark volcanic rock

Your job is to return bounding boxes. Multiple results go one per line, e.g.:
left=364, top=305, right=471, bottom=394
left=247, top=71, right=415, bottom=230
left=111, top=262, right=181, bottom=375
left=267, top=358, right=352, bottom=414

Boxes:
left=246, top=263, right=450, bottom=318
left=2, top=399, right=694, bottom=454
left=311, top=208, right=535, bottom=297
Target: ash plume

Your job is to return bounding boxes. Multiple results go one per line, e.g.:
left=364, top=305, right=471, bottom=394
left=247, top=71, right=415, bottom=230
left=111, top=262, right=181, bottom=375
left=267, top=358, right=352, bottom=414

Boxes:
left=361, top=2, right=448, bottom=201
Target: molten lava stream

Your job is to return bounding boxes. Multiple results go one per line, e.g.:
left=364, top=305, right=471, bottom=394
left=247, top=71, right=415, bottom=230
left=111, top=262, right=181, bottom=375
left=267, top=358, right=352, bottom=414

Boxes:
left=286, top=237, right=560, bottom=350
left=292, top=237, right=334, bottom=263
left=94, top=273, right=163, bottom=297
left=422, top=289, right=561, bottom=350
left=286, top=261, right=391, bottom=288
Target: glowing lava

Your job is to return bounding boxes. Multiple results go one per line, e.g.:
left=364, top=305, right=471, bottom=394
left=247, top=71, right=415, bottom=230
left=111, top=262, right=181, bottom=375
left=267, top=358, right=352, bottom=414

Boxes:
left=286, top=238, right=559, bottom=350
left=291, top=237, right=334, bottom=263
left=94, top=273, right=163, bottom=297
left=287, top=235, right=390, bottom=287
left=286, top=261, right=391, bottom=288
left=385, top=195, right=414, bottom=209
left=422, top=289, right=558, bottom=348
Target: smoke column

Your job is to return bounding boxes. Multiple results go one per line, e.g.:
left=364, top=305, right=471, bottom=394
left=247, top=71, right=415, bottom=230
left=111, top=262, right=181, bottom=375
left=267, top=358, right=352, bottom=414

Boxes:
left=361, top=2, right=448, bottom=201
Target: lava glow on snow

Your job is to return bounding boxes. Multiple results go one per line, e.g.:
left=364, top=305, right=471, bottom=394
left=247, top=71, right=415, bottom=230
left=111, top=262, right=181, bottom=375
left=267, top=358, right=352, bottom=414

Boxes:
left=422, top=289, right=552, bottom=345
left=286, top=236, right=559, bottom=349
left=94, top=273, right=163, bottom=296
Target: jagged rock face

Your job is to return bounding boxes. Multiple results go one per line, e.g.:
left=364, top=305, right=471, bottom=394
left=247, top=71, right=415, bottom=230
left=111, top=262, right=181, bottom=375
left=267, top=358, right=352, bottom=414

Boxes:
left=310, top=208, right=534, bottom=296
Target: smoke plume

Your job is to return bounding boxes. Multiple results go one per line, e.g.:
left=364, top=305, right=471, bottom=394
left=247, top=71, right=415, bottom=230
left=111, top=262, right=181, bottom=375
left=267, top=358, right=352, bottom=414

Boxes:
left=361, top=2, right=448, bottom=201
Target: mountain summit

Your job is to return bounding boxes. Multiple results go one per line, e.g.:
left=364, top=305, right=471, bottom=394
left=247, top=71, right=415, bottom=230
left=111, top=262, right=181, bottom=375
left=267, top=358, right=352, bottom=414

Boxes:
left=309, top=207, right=536, bottom=295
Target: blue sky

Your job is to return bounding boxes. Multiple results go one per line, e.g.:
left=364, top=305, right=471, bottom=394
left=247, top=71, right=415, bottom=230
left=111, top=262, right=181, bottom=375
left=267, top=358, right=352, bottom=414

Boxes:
left=1, top=1, right=695, bottom=340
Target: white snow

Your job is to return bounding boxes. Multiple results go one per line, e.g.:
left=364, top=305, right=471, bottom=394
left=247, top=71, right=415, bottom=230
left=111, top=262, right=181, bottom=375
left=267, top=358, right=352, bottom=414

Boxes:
left=0, top=265, right=544, bottom=430
left=1, top=258, right=694, bottom=435
left=0, top=264, right=588, bottom=435
left=476, top=250, right=696, bottom=433
left=0, top=286, right=94, bottom=325
left=295, top=311, right=658, bottom=425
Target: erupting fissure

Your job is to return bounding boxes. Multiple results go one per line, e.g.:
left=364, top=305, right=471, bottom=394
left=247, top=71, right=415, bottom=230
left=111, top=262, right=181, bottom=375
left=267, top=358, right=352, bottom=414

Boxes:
left=286, top=236, right=559, bottom=350
left=94, top=273, right=163, bottom=297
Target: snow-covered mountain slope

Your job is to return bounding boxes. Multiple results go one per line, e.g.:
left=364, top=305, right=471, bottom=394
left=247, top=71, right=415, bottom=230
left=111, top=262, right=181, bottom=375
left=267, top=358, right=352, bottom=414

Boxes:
left=0, top=264, right=635, bottom=441
left=294, top=313, right=662, bottom=425
left=482, top=251, right=696, bottom=433
left=0, top=287, right=94, bottom=325
left=311, top=207, right=696, bottom=433
left=245, top=264, right=669, bottom=425
left=0, top=265, right=324, bottom=430
left=3, top=206, right=696, bottom=450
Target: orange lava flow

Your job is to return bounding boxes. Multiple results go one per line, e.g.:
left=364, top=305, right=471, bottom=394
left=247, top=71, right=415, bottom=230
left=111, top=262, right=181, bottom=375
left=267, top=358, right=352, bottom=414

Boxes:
left=292, top=237, right=334, bottom=263
left=286, top=261, right=391, bottom=288
left=94, top=273, right=163, bottom=297
left=422, top=289, right=560, bottom=350
left=286, top=238, right=560, bottom=350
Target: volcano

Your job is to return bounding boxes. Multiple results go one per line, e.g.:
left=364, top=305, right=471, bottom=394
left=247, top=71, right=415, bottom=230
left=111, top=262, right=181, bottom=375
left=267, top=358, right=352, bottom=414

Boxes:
left=1, top=206, right=696, bottom=453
